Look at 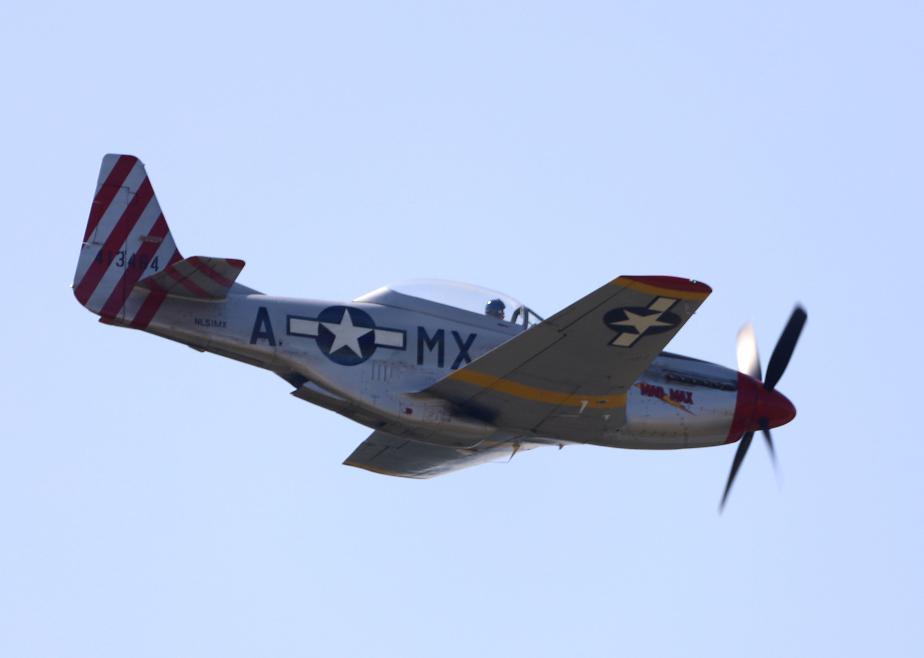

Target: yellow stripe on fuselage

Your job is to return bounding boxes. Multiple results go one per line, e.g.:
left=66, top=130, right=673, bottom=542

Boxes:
left=448, top=369, right=626, bottom=409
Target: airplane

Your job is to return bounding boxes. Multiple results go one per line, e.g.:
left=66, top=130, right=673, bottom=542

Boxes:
left=72, top=154, right=806, bottom=508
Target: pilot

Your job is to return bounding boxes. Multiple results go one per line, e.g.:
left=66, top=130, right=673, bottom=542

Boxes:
left=485, top=298, right=506, bottom=320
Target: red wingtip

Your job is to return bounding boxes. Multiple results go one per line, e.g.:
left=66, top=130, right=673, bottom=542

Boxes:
left=623, top=275, right=712, bottom=295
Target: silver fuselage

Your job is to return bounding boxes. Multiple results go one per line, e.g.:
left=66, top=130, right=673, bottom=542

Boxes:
left=123, top=285, right=740, bottom=452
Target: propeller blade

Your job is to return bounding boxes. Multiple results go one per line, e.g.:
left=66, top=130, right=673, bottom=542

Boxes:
left=720, top=431, right=754, bottom=511
left=763, top=306, right=807, bottom=391
left=736, top=322, right=762, bottom=381
left=760, top=421, right=778, bottom=472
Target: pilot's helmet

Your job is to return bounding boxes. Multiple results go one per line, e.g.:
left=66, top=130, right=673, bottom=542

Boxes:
left=485, top=298, right=506, bottom=319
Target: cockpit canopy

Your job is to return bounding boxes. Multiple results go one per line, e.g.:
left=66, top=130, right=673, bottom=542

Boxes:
left=355, top=279, right=544, bottom=328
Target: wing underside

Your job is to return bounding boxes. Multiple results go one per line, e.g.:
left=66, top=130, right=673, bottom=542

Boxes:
left=344, top=430, right=518, bottom=478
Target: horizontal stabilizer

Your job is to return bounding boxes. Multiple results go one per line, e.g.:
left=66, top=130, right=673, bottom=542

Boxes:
left=137, top=256, right=245, bottom=300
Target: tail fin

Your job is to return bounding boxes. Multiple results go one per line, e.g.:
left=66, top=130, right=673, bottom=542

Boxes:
left=73, top=154, right=182, bottom=321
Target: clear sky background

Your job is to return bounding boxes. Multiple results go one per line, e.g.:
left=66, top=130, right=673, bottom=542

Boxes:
left=1, top=1, right=921, bottom=656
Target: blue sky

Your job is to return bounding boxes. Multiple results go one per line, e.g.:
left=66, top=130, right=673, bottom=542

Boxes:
left=1, top=2, right=922, bottom=656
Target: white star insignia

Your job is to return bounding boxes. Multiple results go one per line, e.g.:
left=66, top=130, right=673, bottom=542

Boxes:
left=323, top=308, right=372, bottom=356
left=611, top=309, right=671, bottom=335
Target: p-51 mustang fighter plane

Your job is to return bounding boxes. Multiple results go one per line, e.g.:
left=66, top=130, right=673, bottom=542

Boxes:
left=73, top=155, right=806, bottom=507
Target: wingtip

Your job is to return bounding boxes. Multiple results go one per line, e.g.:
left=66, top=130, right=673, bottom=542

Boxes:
left=617, top=275, right=712, bottom=300
left=624, top=275, right=712, bottom=293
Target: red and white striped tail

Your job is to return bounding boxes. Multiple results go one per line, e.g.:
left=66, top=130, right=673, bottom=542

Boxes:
left=73, top=154, right=182, bottom=327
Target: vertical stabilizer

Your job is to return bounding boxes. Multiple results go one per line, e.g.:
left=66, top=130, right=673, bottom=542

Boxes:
left=73, top=154, right=182, bottom=323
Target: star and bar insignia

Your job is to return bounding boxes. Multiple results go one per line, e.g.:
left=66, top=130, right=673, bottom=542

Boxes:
left=603, top=297, right=681, bottom=347
left=287, top=306, right=405, bottom=365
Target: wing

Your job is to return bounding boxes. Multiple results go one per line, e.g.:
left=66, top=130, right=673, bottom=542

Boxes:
left=344, top=430, right=517, bottom=478
left=424, top=275, right=711, bottom=439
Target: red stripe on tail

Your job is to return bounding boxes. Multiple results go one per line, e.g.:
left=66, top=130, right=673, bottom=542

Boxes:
left=98, top=214, right=170, bottom=321
left=188, top=257, right=241, bottom=289
left=129, top=290, right=167, bottom=330
left=165, top=263, right=211, bottom=298
left=74, top=177, right=154, bottom=305
left=83, top=156, right=137, bottom=242
left=129, top=250, right=181, bottom=329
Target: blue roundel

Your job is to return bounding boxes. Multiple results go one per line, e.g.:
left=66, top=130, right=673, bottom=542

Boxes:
left=315, top=306, right=378, bottom=365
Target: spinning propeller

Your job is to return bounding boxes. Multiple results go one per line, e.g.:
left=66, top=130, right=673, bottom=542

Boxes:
left=720, top=306, right=807, bottom=511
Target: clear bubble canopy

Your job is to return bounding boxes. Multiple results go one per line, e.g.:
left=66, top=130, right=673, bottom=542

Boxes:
left=355, top=279, right=544, bottom=327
